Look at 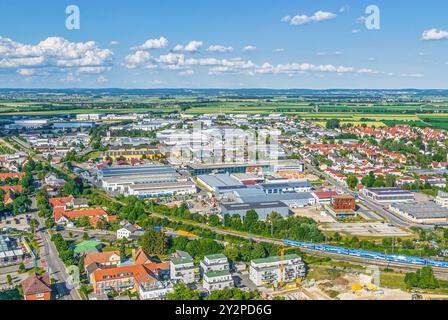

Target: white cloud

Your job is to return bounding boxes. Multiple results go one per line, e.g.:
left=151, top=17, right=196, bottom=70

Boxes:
left=282, top=11, right=337, bottom=26
left=352, top=29, right=361, bottom=34
left=0, top=36, right=113, bottom=76
left=17, top=69, right=35, bottom=76
left=273, top=48, right=285, bottom=52
left=242, top=45, right=257, bottom=52
left=110, top=41, right=120, bottom=46
left=207, top=45, right=233, bottom=53
left=124, top=50, right=151, bottom=69
left=316, top=51, right=343, bottom=56
left=132, top=36, right=168, bottom=50
left=422, top=28, right=448, bottom=41
left=172, top=40, right=203, bottom=52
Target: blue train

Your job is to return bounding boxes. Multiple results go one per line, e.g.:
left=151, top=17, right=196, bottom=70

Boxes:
left=284, top=239, right=448, bottom=269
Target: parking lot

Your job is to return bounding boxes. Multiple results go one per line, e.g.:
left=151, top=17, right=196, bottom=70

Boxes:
left=0, top=215, right=31, bottom=232
left=319, top=222, right=413, bottom=238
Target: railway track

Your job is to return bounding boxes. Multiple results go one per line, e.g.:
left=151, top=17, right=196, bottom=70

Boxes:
left=300, top=248, right=448, bottom=280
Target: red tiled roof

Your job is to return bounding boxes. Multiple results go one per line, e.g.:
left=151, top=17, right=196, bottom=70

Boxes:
left=313, top=191, right=338, bottom=199
left=0, top=172, right=25, bottom=180
left=63, top=207, right=107, bottom=219
left=0, top=185, right=23, bottom=193
left=84, top=251, right=120, bottom=267
left=49, top=196, right=74, bottom=208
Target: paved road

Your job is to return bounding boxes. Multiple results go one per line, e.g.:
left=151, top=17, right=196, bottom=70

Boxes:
left=35, top=218, right=81, bottom=300
left=32, top=194, right=81, bottom=301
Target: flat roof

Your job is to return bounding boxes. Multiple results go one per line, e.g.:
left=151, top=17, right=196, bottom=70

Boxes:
left=171, top=258, right=194, bottom=265
left=365, top=187, right=413, bottom=196
left=261, top=181, right=311, bottom=189
left=204, top=253, right=227, bottom=260
left=197, top=174, right=242, bottom=188
left=100, top=165, right=176, bottom=177
left=205, top=269, right=231, bottom=278
left=391, top=202, right=448, bottom=219
left=240, top=192, right=314, bottom=203
left=129, top=181, right=195, bottom=191
left=252, top=254, right=300, bottom=265
left=221, top=201, right=288, bottom=211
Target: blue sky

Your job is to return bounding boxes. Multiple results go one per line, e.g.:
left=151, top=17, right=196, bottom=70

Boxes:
left=0, top=0, right=448, bottom=89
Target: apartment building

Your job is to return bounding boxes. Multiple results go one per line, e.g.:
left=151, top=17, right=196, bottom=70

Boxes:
left=169, top=257, right=197, bottom=284
left=199, top=254, right=230, bottom=276
left=203, top=270, right=234, bottom=293
left=249, top=254, right=305, bottom=287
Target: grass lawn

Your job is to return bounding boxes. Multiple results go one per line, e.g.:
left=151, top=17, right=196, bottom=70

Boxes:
left=380, top=271, right=407, bottom=290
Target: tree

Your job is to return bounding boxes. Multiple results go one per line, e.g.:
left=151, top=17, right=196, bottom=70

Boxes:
left=120, top=240, right=127, bottom=260
left=138, top=230, right=168, bottom=255
left=82, top=232, right=89, bottom=241
left=346, top=175, right=359, bottom=189
left=243, top=209, right=259, bottom=231
left=405, top=267, right=439, bottom=289
left=208, top=214, right=220, bottom=227
left=18, top=263, right=25, bottom=273
left=385, top=174, right=397, bottom=188
left=63, top=179, right=83, bottom=197
left=166, top=284, right=201, bottom=300
left=326, top=119, right=341, bottom=130
left=443, top=228, right=448, bottom=240
left=362, top=171, right=376, bottom=187
left=28, top=219, right=39, bottom=234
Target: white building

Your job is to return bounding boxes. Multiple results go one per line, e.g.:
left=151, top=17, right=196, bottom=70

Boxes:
left=116, top=223, right=144, bottom=240
left=138, top=281, right=174, bottom=300
left=436, top=191, right=448, bottom=208
left=249, top=254, right=305, bottom=287
left=199, top=254, right=230, bottom=276
left=77, top=114, right=101, bottom=121
left=169, top=258, right=197, bottom=284
left=203, top=270, right=234, bottom=293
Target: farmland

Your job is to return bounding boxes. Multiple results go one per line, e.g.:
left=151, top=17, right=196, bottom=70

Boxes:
left=1, top=88, right=448, bottom=130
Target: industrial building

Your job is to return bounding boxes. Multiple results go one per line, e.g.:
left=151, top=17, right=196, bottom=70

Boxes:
left=196, top=174, right=243, bottom=192
left=220, top=201, right=291, bottom=219
left=103, top=145, right=163, bottom=161
left=361, top=187, right=415, bottom=203
left=389, top=202, right=448, bottom=224
left=260, top=181, right=312, bottom=194
left=249, top=254, right=305, bottom=287
left=128, top=181, right=197, bottom=198
left=234, top=190, right=316, bottom=209
left=436, top=191, right=448, bottom=208
left=312, top=191, right=339, bottom=205
left=187, top=160, right=303, bottom=176
left=99, top=165, right=193, bottom=196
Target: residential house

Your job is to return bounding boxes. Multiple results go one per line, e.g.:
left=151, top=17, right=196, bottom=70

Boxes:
left=22, top=273, right=52, bottom=300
